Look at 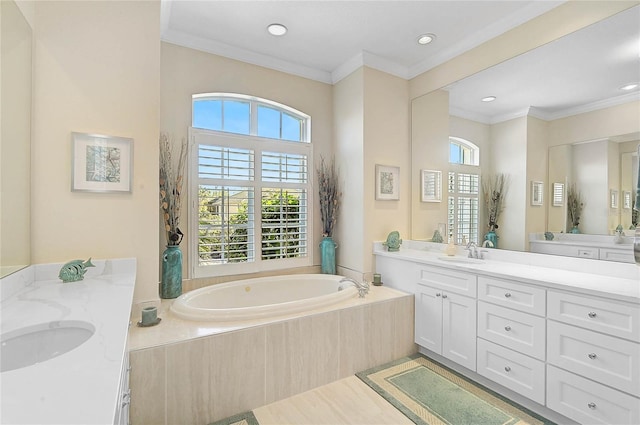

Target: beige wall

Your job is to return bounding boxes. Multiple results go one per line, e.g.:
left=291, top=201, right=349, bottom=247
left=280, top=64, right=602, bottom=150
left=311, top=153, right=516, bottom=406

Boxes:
left=160, top=42, right=334, bottom=281
left=490, top=117, right=527, bottom=251
left=548, top=101, right=640, bottom=146
left=333, top=68, right=364, bottom=275
left=525, top=116, right=548, bottom=243
left=32, top=1, right=160, bottom=303
left=363, top=67, right=410, bottom=274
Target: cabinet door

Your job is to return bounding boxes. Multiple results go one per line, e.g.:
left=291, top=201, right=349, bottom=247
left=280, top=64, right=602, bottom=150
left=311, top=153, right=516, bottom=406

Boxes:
left=442, top=292, right=477, bottom=371
left=415, top=284, right=443, bottom=354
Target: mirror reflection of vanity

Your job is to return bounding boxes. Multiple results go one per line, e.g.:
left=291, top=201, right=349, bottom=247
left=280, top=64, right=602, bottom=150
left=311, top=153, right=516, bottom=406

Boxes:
left=0, top=0, right=32, bottom=277
left=411, top=5, right=639, bottom=263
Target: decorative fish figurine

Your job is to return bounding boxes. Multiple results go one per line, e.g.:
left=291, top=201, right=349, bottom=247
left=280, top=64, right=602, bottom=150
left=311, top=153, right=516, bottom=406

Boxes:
left=58, top=258, right=95, bottom=283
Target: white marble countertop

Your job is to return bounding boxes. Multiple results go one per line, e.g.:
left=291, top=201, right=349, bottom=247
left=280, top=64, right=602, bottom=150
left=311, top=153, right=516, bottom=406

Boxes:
left=0, top=258, right=136, bottom=425
left=529, top=239, right=634, bottom=249
left=374, top=243, right=640, bottom=303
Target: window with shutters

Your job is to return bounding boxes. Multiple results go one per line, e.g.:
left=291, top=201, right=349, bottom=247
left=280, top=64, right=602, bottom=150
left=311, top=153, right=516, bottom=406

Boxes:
left=448, top=137, right=480, bottom=245
left=191, top=94, right=311, bottom=277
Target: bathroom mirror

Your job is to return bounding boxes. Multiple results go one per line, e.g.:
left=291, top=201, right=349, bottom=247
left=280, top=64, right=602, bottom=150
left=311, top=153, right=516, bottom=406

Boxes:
left=411, top=5, right=640, bottom=256
left=0, top=0, right=32, bottom=277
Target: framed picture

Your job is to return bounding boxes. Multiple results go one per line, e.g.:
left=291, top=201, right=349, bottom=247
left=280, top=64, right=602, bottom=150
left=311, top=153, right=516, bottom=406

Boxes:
left=531, top=181, right=543, bottom=206
left=610, top=189, right=618, bottom=209
left=375, top=164, right=400, bottom=200
left=552, top=182, right=564, bottom=207
left=623, top=191, right=632, bottom=209
left=72, top=132, right=133, bottom=193
left=421, top=170, right=441, bottom=202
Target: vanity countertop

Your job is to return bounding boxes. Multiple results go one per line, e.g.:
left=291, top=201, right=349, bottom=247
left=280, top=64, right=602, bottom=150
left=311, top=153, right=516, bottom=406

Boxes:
left=374, top=244, right=640, bottom=303
left=0, top=258, right=136, bottom=425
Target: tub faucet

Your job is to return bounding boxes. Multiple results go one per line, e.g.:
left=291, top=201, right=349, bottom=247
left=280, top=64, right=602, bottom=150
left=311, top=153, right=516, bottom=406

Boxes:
left=482, top=240, right=494, bottom=248
left=465, top=241, right=478, bottom=258
left=340, top=277, right=370, bottom=298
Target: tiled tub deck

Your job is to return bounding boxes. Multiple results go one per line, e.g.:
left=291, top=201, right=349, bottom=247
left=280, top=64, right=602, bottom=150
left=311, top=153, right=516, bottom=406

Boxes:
left=128, top=285, right=416, bottom=425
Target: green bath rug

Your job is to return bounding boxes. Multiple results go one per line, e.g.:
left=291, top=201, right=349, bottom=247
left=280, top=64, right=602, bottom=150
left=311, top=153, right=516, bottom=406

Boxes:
left=208, top=410, right=259, bottom=425
left=356, top=354, right=555, bottom=425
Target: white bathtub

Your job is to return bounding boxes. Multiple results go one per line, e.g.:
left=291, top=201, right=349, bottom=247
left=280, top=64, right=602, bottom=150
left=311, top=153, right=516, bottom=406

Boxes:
left=170, top=274, right=359, bottom=321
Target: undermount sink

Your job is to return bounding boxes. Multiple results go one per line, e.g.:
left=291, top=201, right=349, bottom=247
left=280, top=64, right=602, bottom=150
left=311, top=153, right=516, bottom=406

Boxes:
left=1, top=320, right=95, bottom=373
left=437, top=256, right=485, bottom=264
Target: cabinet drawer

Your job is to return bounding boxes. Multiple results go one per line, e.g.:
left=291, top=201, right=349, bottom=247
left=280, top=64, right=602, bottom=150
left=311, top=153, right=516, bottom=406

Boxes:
left=548, top=290, right=640, bottom=342
left=478, top=276, right=545, bottom=316
left=599, top=248, right=634, bottom=263
left=576, top=248, right=598, bottom=259
left=419, top=266, right=476, bottom=297
left=547, top=365, right=640, bottom=425
left=478, top=302, right=545, bottom=360
left=547, top=321, right=640, bottom=395
left=477, top=338, right=545, bottom=404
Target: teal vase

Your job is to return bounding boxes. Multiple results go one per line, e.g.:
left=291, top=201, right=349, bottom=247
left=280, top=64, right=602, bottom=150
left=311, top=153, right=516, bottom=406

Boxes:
left=320, top=236, right=337, bottom=275
left=484, top=231, right=498, bottom=249
left=161, top=245, right=182, bottom=299
left=570, top=226, right=580, bottom=234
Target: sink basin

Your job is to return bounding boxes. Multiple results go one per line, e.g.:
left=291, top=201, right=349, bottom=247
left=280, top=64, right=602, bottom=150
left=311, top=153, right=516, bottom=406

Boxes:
left=437, top=256, right=485, bottom=264
left=1, top=320, right=95, bottom=373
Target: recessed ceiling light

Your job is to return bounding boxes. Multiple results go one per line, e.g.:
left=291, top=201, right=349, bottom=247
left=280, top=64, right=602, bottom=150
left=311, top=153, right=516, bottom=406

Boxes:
left=620, top=83, right=639, bottom=91
left=267, top=23, right=287, bottom=36
left=417, top=33, right=437, bottom=45
left=481, top=96, right=496, bottom=102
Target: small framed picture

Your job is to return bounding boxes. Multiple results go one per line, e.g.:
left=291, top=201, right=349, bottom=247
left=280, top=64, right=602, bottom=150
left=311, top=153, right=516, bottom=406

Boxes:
left=623, top=191, right=632, bottom=209
left=72, top=132, right=133, bottom=193
left=375, top=164, right=400, bottom=200
left=531, top=181, right=543, bottom=206
left=421, top=170, right=441, bottom=202
left=610, top=189, right=619, bottom=209
left=552, top=182, right=564, bottom=207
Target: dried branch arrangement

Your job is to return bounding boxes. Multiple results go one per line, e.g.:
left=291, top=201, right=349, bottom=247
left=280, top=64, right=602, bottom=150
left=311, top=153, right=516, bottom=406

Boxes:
left=159, top=133, right=188, bottom=246
left=317, top=156, right=341, bottom=237
left=482, top=173, right=509, bottom=232
left=567, top=183, right=584, bottom=228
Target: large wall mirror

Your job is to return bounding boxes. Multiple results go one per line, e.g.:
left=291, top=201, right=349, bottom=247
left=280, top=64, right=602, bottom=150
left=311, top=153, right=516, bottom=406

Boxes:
left=1, top=0, right=32, bottom=277
left=411, top=5, right=640, bottom=260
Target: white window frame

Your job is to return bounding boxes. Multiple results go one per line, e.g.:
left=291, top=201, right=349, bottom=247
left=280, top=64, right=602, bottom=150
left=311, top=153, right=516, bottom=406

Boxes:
left=450, top=136, right=480, bottom=166
left=190, top=94, right=312, bottom=278
left=448, top=136, right=481, bottom=245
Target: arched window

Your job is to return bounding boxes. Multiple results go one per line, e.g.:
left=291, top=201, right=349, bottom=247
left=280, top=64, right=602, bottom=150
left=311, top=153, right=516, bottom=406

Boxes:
left=449, top=137, right=479, bottom=166
left=448, top=137, right=480, bottom=245
left=191, top=94, right=311, bottom=278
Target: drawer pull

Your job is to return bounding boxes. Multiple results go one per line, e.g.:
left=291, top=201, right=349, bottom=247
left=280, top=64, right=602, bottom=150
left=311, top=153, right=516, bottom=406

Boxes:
left=588, top=312, right=597, bottom=318
left=442, top=294, right=448, bottom=299
left=588, top=402, right=596, bottom=409
left=504, top=326, right=511, bottom=331
left=504, top=366, right=511, bottom=372
left=436, top=293, right=441, bottom=297
left=588, top=353, right=597, bottom=359
left=504, top=293, right=512, bottom=298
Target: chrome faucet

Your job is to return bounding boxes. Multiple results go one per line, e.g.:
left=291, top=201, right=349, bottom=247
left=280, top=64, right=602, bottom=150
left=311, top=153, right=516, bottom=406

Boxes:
left=465, top=241, right=478, bottom=259
left=340, top=277, right=370, bottom=298
left=482, top=239, right=494, bottom=248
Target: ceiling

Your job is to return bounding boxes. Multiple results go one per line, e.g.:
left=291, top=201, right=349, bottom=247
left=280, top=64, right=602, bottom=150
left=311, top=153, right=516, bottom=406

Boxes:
left=161, top=1, right=640, bottom=122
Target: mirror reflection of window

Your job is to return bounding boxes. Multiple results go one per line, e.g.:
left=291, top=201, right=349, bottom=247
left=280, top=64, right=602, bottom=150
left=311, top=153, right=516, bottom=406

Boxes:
left=448, top=137, right=480, bottom=244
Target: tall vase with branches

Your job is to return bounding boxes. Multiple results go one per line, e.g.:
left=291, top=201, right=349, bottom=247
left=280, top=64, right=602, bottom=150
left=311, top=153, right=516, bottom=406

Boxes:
left=482, top=173, right=509, bottom=248
left=317, top=157, right=341, bottom=274
left=159, top=133, right=187, bottom=298
left=567, top=183, right=584, bottom=233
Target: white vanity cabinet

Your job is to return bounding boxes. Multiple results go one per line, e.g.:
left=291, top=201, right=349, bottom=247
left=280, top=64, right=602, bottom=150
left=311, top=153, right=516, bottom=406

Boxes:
left=415, top=266, right=477, bottom=371
left=546, top=290, right=640, bottom=425
left=476, top=276, right=547, bottom=404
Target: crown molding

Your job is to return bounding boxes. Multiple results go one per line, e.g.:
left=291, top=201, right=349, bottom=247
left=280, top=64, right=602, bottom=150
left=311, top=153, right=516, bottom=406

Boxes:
left=541, top=91, right=640, bottom=121
left=161, top=28, right=334, bottom=84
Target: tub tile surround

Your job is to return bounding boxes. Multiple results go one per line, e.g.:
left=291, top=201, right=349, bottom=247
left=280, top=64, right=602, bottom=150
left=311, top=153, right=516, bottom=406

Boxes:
left=0, top=258, right=136, bottom=425
left=129, top=285, right=416, bottom=424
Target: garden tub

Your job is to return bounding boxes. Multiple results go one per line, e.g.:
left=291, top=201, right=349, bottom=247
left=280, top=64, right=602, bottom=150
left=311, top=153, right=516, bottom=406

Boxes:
left=170, top=274, right=359, bottom=321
